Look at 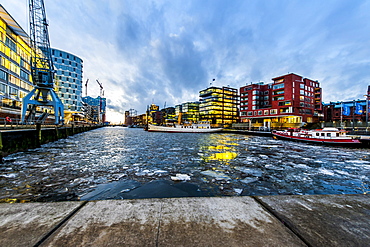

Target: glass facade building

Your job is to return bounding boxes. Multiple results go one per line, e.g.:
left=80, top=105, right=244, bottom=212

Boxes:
left=0, top=5, right=34, bottom=119
left=51, top=48, right=83, bottom=113
left=199, top=86, right=239, bottom=125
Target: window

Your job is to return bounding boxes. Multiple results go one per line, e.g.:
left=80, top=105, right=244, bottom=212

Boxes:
left=270, top=109, right=277, bottom=114
left=300, top=84, right=304, bottom=89
left=264, top=110, right=269, bottom=115
left=273, top=83, right=284, bottom=90
left=0, top=70, right=7, bottom=81
left=258, top=110, right=262, bottom=115
left=300, top=90, right=304, bottom=95
left=247, top=111, right=253, bottom=116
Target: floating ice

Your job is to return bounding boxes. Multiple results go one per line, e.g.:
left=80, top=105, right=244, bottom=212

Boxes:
left=240, top=178, right=259, bottom=184
left=1, top=173, right=17, bottom=178
left=234, top=188, right=243, bottom=194
left=234, top=167, right=263, bottom=177
left=200, top=170, right=231, bottom=181
left=171, top=174, right=191, bottom=181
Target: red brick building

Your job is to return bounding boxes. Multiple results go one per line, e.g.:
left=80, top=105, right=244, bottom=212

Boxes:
left=240, top=73, right=322, bottom=129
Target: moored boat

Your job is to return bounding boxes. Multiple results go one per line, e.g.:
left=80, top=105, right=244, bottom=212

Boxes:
left=148, top=121, right=223, bottom=133
left=272, top=127, right=362, bottom=146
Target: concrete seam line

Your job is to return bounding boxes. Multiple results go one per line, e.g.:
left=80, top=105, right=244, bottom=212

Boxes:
left=251, top=196, right=312, bottom=247
left=33, top=201, right=89, bottom=247
left=155, top=201, right=164, bottom=247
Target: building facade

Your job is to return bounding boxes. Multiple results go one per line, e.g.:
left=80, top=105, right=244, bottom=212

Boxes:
left=82, top=96, right=106, bottom=123
left=51, top=48, right=83, bottom=113
left=240, top=73, right=322, bottom=129
left=0, top=5, right=34, bottom=120
left=175, top=101, right=200, bottom=123
left=199, top=86, right=239, bottom=126
left=323, top=100, right=367, bottom=128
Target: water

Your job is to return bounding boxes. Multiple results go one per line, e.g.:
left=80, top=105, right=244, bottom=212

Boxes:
left=1, top=127, right=369, bottom=202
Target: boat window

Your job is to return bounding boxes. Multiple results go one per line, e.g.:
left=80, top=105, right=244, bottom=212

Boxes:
left=316, top=133, right=319, bottom=136
left=336, top=133, right=339, bottom=137
left=321, top=133, right=325, bottom=136
left=327, top=133, right=331, bottom=137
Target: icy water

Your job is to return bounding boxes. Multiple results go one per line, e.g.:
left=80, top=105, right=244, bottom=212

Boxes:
left=1, top=127, right=370, bottom=202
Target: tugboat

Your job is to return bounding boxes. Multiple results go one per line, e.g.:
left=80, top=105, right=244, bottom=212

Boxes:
left=272, top=127, right=362, bottom=146
left=147, top=121, right=223, bottom=133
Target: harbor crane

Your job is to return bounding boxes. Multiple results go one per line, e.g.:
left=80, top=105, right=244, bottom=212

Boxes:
left=21, top=0, right=64, bottom=124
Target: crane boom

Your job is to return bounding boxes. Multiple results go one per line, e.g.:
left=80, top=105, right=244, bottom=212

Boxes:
left=21, top=0, right=64, bottom=125
left=85, top=79, right=89, bottom=97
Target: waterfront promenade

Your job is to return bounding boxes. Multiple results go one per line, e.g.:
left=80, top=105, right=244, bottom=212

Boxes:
left=1, top=194, right=369, bottom=246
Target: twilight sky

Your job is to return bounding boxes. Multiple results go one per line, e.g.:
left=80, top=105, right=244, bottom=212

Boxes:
left=3, top=0, right=370, bottom=123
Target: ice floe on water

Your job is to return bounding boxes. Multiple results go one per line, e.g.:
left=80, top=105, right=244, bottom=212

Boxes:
left=1, top=128, right=370, bottom=202
left=171, top=174, right=191, bottom=181
left=200, top=170, right=231, bottom=181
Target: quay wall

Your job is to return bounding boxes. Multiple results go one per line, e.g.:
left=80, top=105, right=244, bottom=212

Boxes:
left=0, top=125, right=102, bottom=159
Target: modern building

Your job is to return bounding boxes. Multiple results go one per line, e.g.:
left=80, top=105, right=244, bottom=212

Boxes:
left=239, top=73, right=322, bottom=129
left=82, top=96, right=106, bottom=123
left=199, top=86, right=239, bottom=126
left=51, top=48, right=83, bottom=123
left=323, top=100, right=367, bottom=128
left=175, top=101, right=200, bottom=123
left=0, top=5, right=34, bottom=120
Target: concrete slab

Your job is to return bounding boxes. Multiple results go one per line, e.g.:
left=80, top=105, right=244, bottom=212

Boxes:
left=0, top=201, right=84, bottom=247
left=41, top=199, right=162, bottom=246
left=157, top=197, right=305, bottom=246
left=256, top=194, right=370, bottom=247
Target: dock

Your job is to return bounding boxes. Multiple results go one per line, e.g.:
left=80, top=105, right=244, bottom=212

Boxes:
left=0, top=194, right=369, bottom=246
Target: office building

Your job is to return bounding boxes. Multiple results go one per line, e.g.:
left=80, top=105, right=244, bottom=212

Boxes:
left=199, top=86, right=239, bottom=126
left=0, top=5, right=34, bottom=120
left=240, top=73, right=322, bottom=129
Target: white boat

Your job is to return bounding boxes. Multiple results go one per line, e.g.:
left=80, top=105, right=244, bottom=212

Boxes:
left=272, top=127, right=362, bottom=146
left=148, top=121, right=223, bottom=133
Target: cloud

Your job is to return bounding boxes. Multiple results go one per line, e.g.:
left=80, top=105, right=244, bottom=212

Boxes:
left=3, top=0, right=370, bottom=123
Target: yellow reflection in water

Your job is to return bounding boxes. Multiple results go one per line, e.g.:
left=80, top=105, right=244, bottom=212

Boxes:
left=200, top=135, right=239, bottom=163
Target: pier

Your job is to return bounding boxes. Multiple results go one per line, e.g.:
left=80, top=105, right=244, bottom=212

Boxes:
left=0, top=194, right=369, bottom=246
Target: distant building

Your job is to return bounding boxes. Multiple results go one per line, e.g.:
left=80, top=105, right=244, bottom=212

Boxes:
left=82, top=96, right=106, bottom=123
left=148, top=103, right=161, bottom=124
left=239, top=73, right=322, bottom=129
left=323, top=85, right=369, bottom=128
left=199, top=86, right=239, bottom=126
left=175, top=101, right=200, bottom=123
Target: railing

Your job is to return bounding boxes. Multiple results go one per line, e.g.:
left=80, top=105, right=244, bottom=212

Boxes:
left=0, top=117, right=101, bottom=130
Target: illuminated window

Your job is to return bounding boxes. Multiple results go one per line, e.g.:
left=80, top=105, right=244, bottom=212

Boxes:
left=270, top=109, right=277, bottom=114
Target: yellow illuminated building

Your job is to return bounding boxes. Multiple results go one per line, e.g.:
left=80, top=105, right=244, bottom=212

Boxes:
left=0, top=5, right=35, bottom=117
left=199, top=86, right=239, bottom=126
left=0, top=5, right=64, bottom=121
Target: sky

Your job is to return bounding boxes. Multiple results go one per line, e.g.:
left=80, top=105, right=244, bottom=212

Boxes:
left=3, top=0, right=370, bottom=123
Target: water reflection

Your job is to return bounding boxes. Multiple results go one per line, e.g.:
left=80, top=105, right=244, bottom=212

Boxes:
left=199, top=135, right=239, bottom=163
left=0, top=127, right=369, bottom=202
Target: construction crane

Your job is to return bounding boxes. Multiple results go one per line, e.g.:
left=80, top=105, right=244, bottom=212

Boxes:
left=96, top=79, right=104, bottom=123
left=85, top=79, right=89, bottom=97
left=21, top=0, right=64, bottom=125
left=96, top=79, right=104, bottom=97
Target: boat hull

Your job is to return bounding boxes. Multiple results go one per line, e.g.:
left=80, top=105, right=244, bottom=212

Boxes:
left=148, top=124, right=223, bottom=133
left=272, top=132, right=362, bottom=146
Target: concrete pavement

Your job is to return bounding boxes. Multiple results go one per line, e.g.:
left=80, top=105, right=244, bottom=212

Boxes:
left=0, top=194, right=369, bottom=246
